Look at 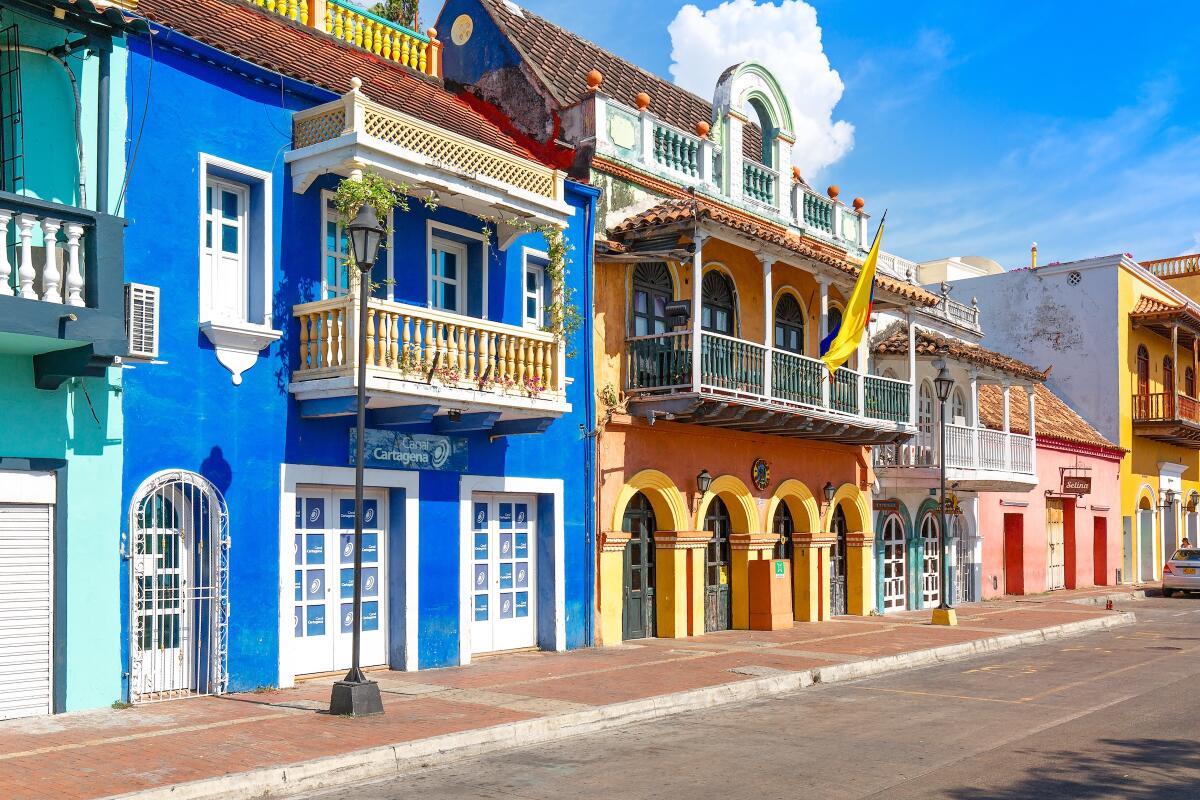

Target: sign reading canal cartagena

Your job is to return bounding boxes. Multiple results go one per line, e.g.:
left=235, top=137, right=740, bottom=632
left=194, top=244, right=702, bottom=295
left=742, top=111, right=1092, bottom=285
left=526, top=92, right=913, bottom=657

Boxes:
left=350, top=429, right=468, bottom=472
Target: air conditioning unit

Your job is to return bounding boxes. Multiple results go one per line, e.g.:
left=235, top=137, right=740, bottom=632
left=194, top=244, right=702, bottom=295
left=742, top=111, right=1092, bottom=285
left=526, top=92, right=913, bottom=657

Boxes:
left=125, top=283, right=160, bottom=360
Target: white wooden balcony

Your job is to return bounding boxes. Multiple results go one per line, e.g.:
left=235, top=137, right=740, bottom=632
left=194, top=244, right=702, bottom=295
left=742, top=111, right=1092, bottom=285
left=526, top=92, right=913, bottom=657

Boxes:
left=291, top=295, right=569, bottom=433
left=875, top=423, right=1037, bottom=491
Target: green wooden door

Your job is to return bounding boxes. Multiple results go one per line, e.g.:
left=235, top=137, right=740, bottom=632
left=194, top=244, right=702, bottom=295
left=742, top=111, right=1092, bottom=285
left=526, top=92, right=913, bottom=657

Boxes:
left=622, top=493, right=657, bottom=640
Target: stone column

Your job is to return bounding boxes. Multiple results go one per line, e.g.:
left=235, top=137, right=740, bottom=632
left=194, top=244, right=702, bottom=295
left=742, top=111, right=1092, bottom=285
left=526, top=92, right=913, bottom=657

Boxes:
left=654, top=530, right=713, bottom=638
left=845, top=531, right=875, bottom=616
left=730, top=532, right=780, bottom=629
left=597, top=530, right=631, bottom=647
left=791, top=532, right=836, bottom=621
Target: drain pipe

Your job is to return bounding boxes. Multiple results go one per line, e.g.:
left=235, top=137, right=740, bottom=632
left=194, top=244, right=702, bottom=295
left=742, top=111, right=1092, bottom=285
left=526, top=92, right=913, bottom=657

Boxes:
left=96, top=45, right=110, bottom=213
left=4, top=43, right=87, bottom=206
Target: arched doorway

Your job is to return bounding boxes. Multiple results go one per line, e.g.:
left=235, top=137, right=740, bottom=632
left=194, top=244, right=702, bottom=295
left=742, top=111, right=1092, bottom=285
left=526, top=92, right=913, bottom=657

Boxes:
left=830, top=504, right=849, bottom=615
left=701, top=270, right=737, bottom=336
left=773, top=501, right=795, bottom=610
left=881, top=514, right=906, bottom=611
left=630, top=262, right=673, bottom=336
left=920, top=512, right=941, bottom=607
left=129, top=471, right=229, bottom=702
left=704, top=497, right=733, bottom=631
left=1138, top=495, right=1155, bottom=582
left=773, top=294, right=805, bottom=355
left=622, top=492, right=657, bottom=640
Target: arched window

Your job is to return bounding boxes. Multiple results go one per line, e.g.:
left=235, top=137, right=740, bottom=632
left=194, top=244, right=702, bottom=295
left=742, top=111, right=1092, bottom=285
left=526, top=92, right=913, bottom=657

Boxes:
left=630, top=262, right=673, bottom=336
left=1137, top=345, right=1149, bottom=396
left=950, top=387, right=966, bottom=424
left=827, top=306, right=844, bottom=343
left=772, top=501, right=794, bottom=561
left=129, top=471, right=229, bottom=703
left=1187, top=367, right=1196, bottom=398
left=773, top=294, right=805, bottom=354
left=701, top=270, right=736, bottom=335
left=920, top=512, right=941, bottom=606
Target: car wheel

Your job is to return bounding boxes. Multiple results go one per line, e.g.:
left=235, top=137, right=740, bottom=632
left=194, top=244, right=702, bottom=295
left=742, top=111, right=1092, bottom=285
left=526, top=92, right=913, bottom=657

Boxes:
left=1162, top=587, right=1174, bottom=598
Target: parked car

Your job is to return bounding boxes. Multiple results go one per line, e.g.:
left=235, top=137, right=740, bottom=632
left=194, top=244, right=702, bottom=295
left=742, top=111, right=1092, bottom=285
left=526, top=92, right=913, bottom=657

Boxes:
left=1162, top=549, right=1200, bottom=596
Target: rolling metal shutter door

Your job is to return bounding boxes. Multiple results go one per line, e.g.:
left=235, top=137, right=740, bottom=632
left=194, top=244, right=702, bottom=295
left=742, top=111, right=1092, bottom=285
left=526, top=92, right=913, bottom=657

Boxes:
left=0, top=504, right=53, bottom=720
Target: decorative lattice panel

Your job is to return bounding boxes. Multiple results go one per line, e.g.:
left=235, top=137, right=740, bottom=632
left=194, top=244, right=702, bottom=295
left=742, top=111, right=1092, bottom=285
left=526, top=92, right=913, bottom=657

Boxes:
left=294, top=108, right=347, bottom=149
left=363, top=109, right=557, bottom=199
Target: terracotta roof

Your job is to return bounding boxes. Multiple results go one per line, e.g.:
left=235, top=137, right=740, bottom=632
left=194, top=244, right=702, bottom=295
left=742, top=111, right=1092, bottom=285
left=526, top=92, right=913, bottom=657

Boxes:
left=608, top=196, right=938, bottom=306
left=978, top=383, right=1124, bottom=454
left=1130, top=295, right=1200, bottom=330
left=873, top=327, right=1049, bottom=382
left=135, top=0, right=538, bottom=161
left=474, top=0, right=765, bottom=162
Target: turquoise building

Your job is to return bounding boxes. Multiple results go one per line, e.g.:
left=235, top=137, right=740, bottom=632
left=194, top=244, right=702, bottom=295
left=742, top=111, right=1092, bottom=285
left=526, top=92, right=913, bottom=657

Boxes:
left=0, top=0, right=140, bottom=718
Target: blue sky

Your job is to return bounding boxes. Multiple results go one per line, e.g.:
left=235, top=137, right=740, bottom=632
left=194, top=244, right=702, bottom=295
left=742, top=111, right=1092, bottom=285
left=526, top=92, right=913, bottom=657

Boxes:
left=423, top=0, right=1200, bottom=269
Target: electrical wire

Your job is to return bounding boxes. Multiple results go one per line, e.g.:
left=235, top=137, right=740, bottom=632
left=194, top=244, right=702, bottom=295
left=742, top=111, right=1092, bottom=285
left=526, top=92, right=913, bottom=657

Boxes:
left=115, top=24, right=153, bottom=216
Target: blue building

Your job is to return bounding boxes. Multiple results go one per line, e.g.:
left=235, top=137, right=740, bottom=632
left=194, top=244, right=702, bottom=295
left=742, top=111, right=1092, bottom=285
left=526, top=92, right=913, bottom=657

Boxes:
left=120, top=0, right=596, bottom=699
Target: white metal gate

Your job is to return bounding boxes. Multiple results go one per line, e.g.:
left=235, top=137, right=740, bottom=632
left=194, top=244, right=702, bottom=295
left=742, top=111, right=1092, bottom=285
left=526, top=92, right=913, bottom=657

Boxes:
left=921, top=513, right=941, bottom=606
left=129, top=471, right=229, bottom=703
left=954, top=524, right=973, bottom=604
left=881, top=514, right=906, bottom=611
left=1046, top=499, right=1065, bottom=590
left=0, top=502, right=54, bottom=720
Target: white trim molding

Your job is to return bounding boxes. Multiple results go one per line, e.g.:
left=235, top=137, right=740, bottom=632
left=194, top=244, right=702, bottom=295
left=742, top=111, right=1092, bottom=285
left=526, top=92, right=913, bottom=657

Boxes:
left=457, top=475, right=565, bottom=666
left=277, top=464, right=420, bottom=688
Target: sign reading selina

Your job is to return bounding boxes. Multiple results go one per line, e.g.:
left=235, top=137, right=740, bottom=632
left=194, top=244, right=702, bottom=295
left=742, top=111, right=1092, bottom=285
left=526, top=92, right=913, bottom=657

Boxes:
left=350, top=429, right=468, bottom=472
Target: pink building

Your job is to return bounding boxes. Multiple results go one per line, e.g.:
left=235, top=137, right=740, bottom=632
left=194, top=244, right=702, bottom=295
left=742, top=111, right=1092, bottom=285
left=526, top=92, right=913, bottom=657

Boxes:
left=976, top=384, right=1125, bottom=598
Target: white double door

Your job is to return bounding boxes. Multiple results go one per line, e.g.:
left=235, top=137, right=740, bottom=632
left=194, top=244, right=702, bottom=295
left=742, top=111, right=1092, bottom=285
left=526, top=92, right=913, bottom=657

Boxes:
left=291, top=488, right=387, bottom=676
left=470, top=494, right=536, bottom=654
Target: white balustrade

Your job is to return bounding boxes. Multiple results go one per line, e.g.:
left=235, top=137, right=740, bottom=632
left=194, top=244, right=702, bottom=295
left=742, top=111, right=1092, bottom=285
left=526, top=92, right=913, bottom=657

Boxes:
left=2, top=209, right=86, bottom=307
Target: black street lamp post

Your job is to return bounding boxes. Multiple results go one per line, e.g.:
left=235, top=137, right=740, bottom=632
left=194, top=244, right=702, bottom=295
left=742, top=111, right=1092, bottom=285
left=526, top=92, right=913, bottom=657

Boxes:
left=330, top=203, right=387, bottom=717
left=933, top=364, right=955, bottom=615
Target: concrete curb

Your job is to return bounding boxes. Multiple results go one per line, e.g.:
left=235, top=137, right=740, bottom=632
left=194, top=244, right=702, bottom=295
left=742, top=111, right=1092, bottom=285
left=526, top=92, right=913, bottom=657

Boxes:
left=107, top=612, right=1135, bottom=800
left=1066, top=589, right=1147, bottom=607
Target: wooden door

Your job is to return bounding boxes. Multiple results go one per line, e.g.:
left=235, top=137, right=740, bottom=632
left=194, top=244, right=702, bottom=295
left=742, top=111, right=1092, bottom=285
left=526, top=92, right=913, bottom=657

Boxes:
left=881, top=514, right=906, bottom=611
left=622, top=493, right=657, bottom=640
left=1093, top=517, right=1108, bottom=586
left=704, top=498, right=732, bottom=632
left=830, top=506, right=848, bottom=616
left=920, top=513, right=941, bottom=606
left=1004, top=513, right=1024, bottom=595
left=1046, top=499, right=1065, bottom=590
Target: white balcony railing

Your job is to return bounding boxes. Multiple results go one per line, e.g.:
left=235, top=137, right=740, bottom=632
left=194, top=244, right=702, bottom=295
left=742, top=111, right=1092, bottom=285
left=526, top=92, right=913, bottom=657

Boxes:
left=1, top=202, right=89, bottom=307
left=876, top=424, right=1035, bottom=476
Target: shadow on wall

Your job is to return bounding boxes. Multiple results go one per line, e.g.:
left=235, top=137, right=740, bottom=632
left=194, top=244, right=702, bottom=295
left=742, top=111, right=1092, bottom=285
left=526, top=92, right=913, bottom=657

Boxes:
left=944, top=737, right=1200, bottom=799
left=69, top=375, right=120, bottom=457
left=200, top=446, right=232, bottom=498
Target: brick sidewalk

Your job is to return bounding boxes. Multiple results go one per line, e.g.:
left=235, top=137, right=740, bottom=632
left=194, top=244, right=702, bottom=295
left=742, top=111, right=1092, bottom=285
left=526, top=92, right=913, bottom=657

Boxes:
left=0, top=589, right=1140, bottom=800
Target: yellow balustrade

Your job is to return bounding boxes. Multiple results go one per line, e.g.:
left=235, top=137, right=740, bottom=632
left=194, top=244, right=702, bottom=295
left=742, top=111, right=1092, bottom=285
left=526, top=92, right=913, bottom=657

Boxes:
left=293, top=296, right=565, bottom=399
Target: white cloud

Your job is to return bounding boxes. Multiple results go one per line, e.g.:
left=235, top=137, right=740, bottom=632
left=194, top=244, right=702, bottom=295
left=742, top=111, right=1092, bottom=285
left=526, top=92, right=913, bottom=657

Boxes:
left=667, top=0, right=854, bottom=178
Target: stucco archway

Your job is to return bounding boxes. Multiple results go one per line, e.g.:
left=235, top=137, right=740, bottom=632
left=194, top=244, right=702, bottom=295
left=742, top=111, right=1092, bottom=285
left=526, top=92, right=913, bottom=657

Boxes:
left=765, top=479, right=820, bottom=534
left=695, top=474, right=759, bottom=534
left=611, top=469, right=690, bottom=533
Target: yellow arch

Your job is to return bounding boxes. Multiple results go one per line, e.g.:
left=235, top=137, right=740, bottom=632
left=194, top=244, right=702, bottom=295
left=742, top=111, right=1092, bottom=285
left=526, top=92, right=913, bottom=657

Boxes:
left=695, top=474, right=760, bottom=533
left=822, top=482, right=871, bottom=534
left=1136, top=483, right=1156, bottom=511
left=764, top=479, right=820, bottom=533
left=611, top=469, right=690, bottom=533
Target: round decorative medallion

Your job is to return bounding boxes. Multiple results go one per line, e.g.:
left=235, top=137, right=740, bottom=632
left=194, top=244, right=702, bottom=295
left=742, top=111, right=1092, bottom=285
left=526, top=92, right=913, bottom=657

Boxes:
left=751, top=458, right=770, bottom=491
left=451, top=14, right=474, bottom=46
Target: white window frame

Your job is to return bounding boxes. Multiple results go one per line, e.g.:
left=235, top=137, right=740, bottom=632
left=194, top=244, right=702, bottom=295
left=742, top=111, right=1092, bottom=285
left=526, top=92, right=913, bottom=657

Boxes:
left=523, top=247, right=548, bottom=330
left=430, top=239, right=467, bottom=314
left=320, top=190, right=394, bottom=300
left=202, top=176, right=250, bottom=323
left=427, top=221, right=488, bottom=318
left=197, top=155, right=272, bottom=326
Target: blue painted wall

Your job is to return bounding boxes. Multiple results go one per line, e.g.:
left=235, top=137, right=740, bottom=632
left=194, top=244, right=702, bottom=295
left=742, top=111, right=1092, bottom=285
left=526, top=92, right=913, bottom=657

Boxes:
left=123, top=23, right=596, bottom=691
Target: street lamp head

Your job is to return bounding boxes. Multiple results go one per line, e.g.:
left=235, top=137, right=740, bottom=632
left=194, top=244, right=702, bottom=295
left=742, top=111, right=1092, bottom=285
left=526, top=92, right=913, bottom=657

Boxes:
left=934, top=365, right=954, bottom=403
left=347, top=204, right=386, bottom=271
left=1166, top=488, right=1177, bottom=506
left=696, top=469, right=713, bottom=495
left=823, top=481, right=836, bottom=504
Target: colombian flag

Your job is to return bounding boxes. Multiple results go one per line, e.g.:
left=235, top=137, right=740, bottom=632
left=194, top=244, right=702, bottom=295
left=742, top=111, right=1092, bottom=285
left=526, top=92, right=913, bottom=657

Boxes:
left=820, top=212, right=886, bottom=377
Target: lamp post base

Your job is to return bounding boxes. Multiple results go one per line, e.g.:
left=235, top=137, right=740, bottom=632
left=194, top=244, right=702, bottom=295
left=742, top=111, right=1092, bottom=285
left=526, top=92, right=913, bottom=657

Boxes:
left=329, top=679, right=384, bottom=717
left=931, top=607, right=958, bottom=626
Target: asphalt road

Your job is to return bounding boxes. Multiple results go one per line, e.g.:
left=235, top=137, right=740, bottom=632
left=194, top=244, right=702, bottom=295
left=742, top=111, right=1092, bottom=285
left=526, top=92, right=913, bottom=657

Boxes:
left=304, top=597, right=1200, bottom=800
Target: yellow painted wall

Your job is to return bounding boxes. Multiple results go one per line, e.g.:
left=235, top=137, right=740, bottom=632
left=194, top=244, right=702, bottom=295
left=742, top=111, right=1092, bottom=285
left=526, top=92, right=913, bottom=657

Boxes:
left=1116, top=267, right=1200, bottom=580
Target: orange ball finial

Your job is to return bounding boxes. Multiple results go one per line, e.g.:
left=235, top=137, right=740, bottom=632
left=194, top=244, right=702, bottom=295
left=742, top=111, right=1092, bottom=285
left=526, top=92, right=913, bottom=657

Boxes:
left=791, top=166, right=802, bottom=183
left=635, top=92, right=651, bottom=111
left=827, top=185, right=840, bottom=200
left=695, top=120, right=710, bottom=138
left=586, top=69, right=603, bottom=90
left=853, top=197, right=865, bottom=211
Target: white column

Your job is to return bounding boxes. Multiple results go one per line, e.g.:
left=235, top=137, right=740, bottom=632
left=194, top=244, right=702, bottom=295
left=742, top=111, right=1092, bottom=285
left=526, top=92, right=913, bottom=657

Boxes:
left=40, top=218, right=62, bottom=304
left=16, top=213, right=37, bottom=300
left=819, top=277, right=830, bottom=408
left=592, top=94, right=610, bottom=149
left=968, top=370, right=979, bottom=428
left=0, top=211, right=11, bottom=296
left=1027, top=382, right=1038, bottom=474
left=761, top=254, right=773, bottom=399
left=726, top=111, right=745, bottom=201
left=691, top=234, right=705, bottom=391
left=907, top=311, right=917, bottom=426
left=856, top=328, right=867, bottom=415
left=698, top=136, right=714, bottom=185
left=1001, top=381, right=1012, bottom=472
left=64, top=223, right=85, bottom=307
left=639, top=108, right=654, bottom=169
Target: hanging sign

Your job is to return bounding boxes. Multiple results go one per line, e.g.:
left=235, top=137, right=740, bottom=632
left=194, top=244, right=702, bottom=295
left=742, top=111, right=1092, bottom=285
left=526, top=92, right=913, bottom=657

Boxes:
left=875, top=500, right=900, bottom=513
left=942, top=492, right=964, bottom=516
left=1062, top=475, right=1092, bottom=496
left=351, top=428, right=468, bottom=472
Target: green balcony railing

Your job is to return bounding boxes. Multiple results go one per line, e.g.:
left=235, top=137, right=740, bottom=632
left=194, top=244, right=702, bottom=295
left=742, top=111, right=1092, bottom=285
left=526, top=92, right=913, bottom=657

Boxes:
left=831, top=367, right=859, bottom=414
left=864, top=375, right=910, bottom=423
left=701, top=332, right=765, bottom=395
left=626, top=332, right=692, bottom=391
left=802, top=189, right=834, bottom=234
left=772, top=350, right=823, bottom=406
left=742, top=161, right=777, bottom=205
left=652, top=124, right=699, bottom=178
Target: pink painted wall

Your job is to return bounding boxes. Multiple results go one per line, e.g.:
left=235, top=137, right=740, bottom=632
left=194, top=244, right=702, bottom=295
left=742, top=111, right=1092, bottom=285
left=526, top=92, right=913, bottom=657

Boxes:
left=978, top=442, right=1123, bottom=598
